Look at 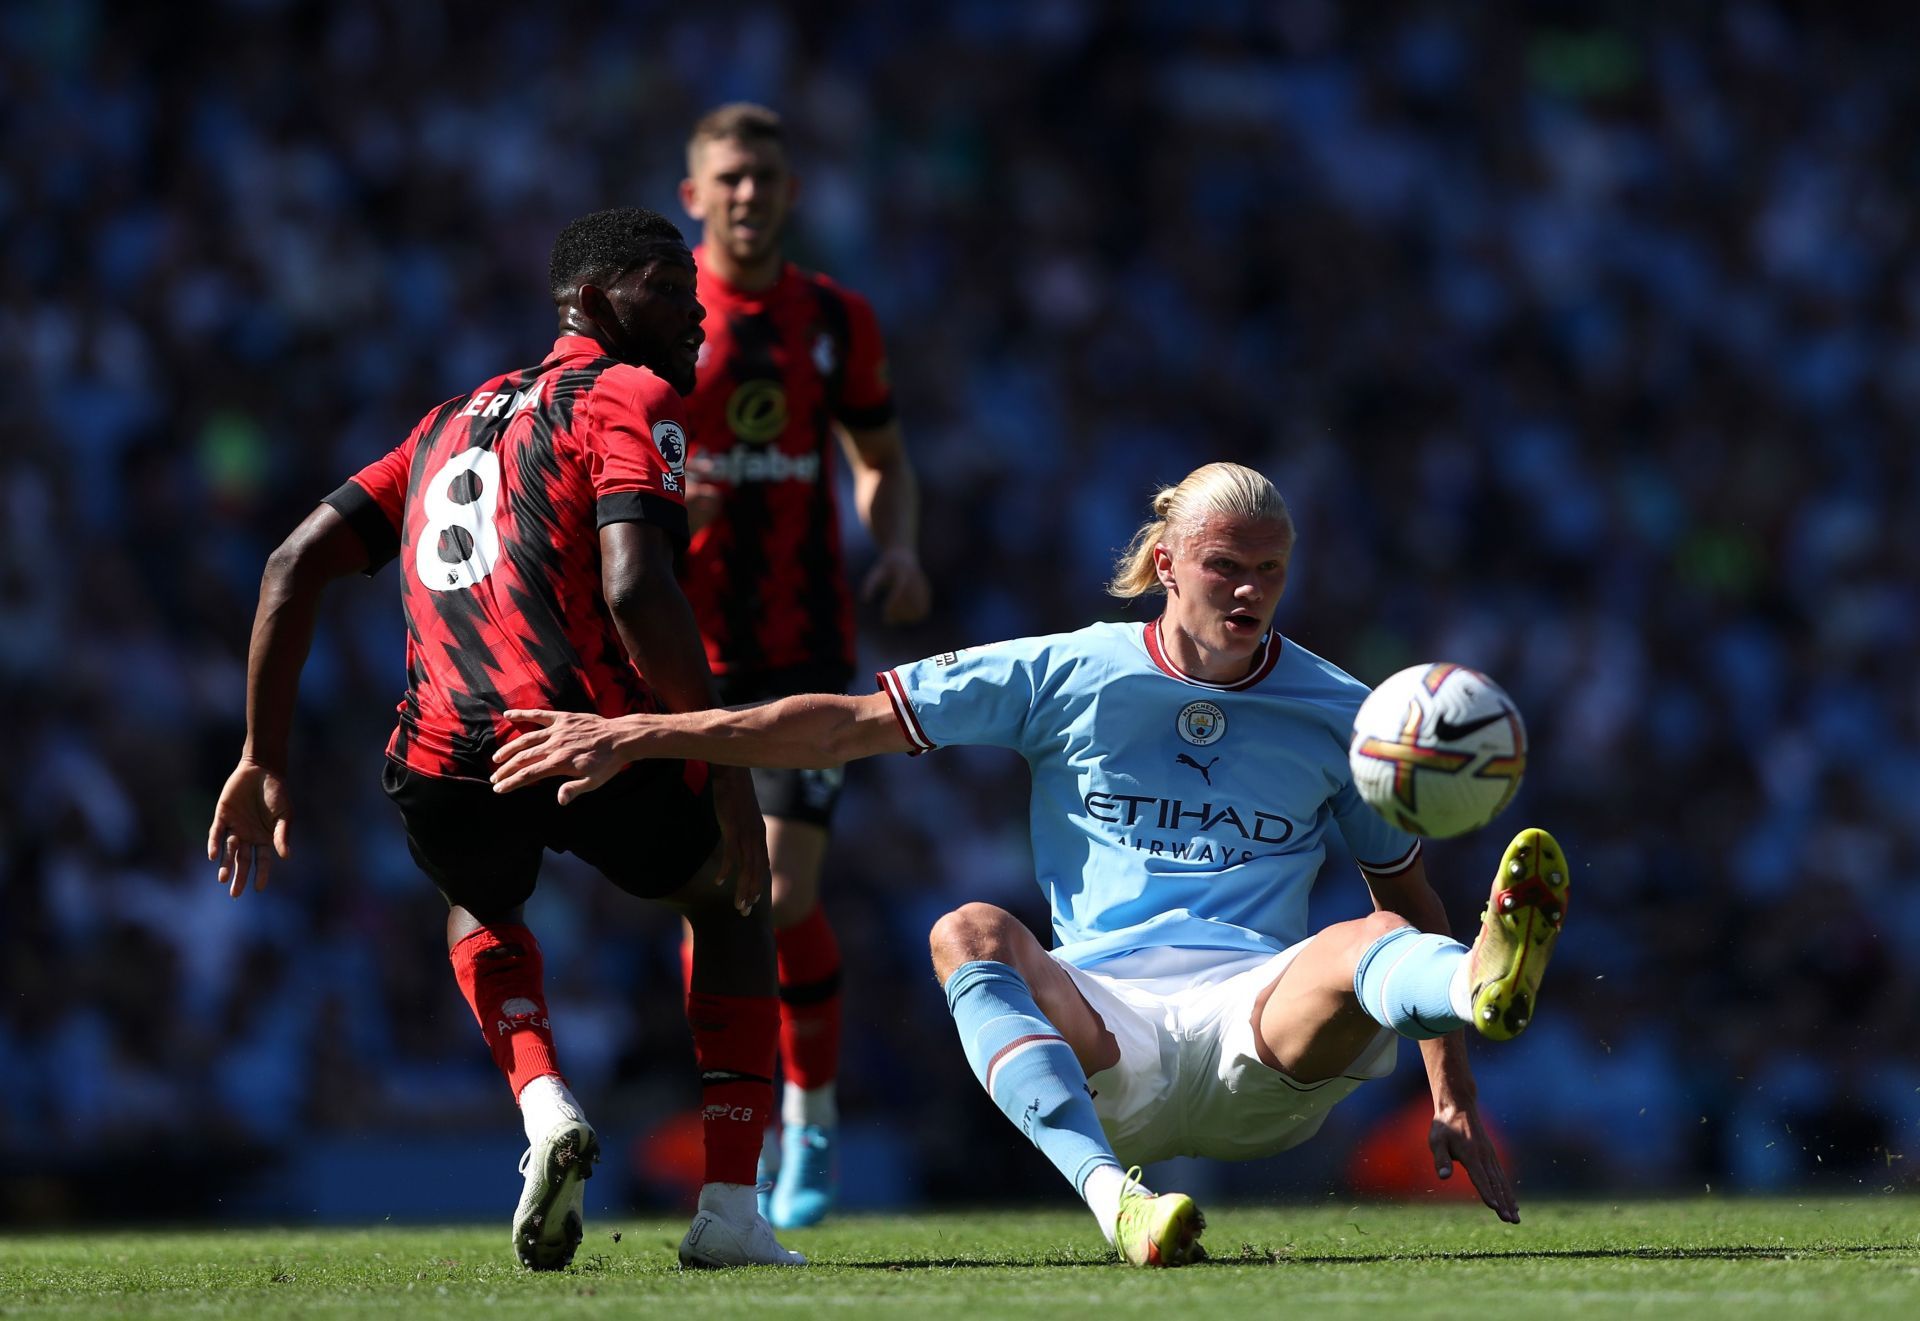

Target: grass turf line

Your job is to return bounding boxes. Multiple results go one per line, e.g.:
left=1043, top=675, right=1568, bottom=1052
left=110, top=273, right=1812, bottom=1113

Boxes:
left=2, top=1198, right=1918, bottom=1319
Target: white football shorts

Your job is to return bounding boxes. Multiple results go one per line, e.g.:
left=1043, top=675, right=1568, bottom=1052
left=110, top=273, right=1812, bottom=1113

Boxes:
left=1052, top=940, right=1398, bottom=1167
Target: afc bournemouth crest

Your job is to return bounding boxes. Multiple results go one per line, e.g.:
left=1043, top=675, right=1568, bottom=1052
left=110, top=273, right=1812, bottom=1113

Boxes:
left=1176, top=699, right=1227, bottom=746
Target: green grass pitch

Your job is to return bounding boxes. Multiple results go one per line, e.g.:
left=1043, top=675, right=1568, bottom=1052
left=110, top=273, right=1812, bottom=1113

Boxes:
left=4, top=1198, right=1917, bottom=1318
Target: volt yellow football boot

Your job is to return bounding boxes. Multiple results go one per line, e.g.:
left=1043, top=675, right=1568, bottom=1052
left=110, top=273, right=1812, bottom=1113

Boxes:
left=1468, top=827, right=1570, bottom=1042
left=1113, top=1167, right=1206, bottom=1267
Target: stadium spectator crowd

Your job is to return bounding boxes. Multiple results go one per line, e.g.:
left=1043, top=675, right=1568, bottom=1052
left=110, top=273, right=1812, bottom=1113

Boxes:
left=2, top=0, right=1915, bottom=1217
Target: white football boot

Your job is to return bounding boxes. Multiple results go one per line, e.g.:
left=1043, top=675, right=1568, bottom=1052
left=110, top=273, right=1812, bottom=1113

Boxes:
left=512, top=1078, right=599, bottom=1270
left=677, top=1182, right=807, bottom=1268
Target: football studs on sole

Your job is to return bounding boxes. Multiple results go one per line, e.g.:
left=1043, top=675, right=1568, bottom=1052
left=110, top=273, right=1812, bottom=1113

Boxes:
left=1468, top=827, right=1570, bottom=1044
left=512, top=1121, right=598, bottom=1271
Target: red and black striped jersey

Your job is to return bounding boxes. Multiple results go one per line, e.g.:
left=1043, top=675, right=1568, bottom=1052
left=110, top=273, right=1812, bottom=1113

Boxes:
left=680, top=249, right=895, bottom=677
left=325, top=335, right=690, bottom=780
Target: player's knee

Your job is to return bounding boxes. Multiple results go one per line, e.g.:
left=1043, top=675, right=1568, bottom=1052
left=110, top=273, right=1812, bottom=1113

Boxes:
left=767, top=873, right=818, bottom=929
left=1359, top=910, right=1413, bottom=941
left=928, top=903, right=1020, bottom=979
left=682, top=880, right=773, bottom=939
left=1351, top=910, right=1415, bottom=961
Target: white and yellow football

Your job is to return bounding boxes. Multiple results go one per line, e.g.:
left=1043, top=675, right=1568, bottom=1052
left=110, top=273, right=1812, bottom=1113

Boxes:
left=1348, top=662, right=1527, bottom=839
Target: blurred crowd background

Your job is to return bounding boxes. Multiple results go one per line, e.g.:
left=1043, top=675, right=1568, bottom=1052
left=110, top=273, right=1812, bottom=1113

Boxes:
left=4, top=0, right=1916, bottom=1223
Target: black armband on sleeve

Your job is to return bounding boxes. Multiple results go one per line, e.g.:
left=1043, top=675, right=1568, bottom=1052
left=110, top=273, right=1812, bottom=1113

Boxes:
left=323, top=480, right=400, bottom=574
left=596, top=491, right=690, bottom=549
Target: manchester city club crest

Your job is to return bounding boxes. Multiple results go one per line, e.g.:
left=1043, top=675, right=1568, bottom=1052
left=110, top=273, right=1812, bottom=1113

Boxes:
left=1176, top=699, right=1227, bottom=746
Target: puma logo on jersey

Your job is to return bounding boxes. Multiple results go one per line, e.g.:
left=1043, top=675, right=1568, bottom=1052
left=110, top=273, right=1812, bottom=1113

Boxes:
left=1175, top=754, right=1220, bottom=785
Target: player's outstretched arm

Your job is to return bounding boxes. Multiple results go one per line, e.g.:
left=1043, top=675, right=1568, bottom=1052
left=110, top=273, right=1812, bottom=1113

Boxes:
left=209, top=505, right=370, bottom=899
left=491, top=692, right=911, bottom=797
left=840, top=421, right=931, bottom=625
left=1363, top=855, right=1520, bottom=1225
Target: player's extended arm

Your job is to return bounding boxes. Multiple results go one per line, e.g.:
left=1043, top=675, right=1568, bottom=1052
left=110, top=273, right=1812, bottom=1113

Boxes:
left=1364, top=855, right=1520, bottom=1224
left=839, top=421, right=930, bottom=625
left=208, top=505, right=370, bottom=899
left=598, top=519, right=768, bottom=914
left=491, top=691, right=910, bottom=793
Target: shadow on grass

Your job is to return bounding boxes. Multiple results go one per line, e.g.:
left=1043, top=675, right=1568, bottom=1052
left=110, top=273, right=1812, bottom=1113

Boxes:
left=835, top=1257, right=1111, bottom=1270
left=831, top=1244, right=1916, bottom=1270
left=1221, top=1244, right=1917, bottom=1266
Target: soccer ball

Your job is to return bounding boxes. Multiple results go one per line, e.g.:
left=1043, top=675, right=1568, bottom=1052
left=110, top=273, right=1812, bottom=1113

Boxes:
left=1348, top=663, right=1527, bottom=839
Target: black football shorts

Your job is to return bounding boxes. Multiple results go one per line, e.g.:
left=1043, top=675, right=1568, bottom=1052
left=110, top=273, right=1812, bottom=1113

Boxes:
left=382, top=756, right=721, bottom=914
left=714, top=662, right=856, bottom=829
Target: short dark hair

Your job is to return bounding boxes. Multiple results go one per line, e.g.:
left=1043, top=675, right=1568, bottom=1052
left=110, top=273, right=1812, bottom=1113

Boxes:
left=687, top=102, right=785, bottom=166
left=548, top=208, right=686, bottom=299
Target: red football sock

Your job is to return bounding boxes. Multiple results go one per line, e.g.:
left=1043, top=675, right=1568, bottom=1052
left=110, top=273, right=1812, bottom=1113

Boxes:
left=686, top=990, right=777, bottom=1185
left=776, top=903, right=843, bottom=1092
left=449, top=923, right=563, bottom=1098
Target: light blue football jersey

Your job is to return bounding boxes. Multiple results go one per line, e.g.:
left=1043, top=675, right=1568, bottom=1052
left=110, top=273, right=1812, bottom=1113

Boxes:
left=880, top=621, right=1421, bottom=969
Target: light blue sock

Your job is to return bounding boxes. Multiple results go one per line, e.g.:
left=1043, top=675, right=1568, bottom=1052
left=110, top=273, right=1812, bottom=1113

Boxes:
left=945, top=960, right=1121, bottom=1195
left=1353, top=926, right=1471, bottom=1040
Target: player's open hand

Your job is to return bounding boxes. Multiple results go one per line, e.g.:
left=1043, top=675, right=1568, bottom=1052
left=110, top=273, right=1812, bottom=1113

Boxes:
left=491, top=709, right=626, bottom=802
left=1430, top=1096, right=1519, bottom=1223
left=208, top=760, right=291, bottom=899
left=861, top=546, right=931, bottom=626
left=710, top=766, right=770, bottom=915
